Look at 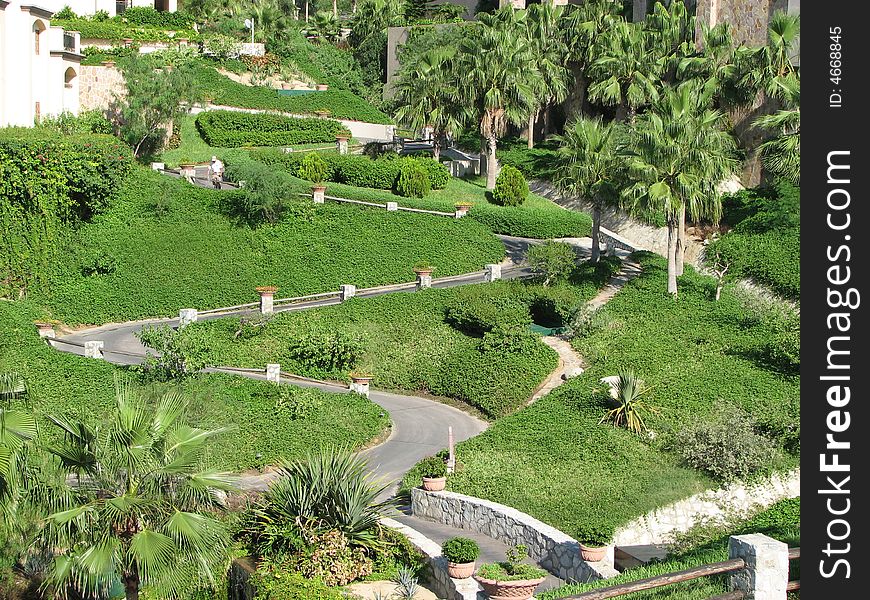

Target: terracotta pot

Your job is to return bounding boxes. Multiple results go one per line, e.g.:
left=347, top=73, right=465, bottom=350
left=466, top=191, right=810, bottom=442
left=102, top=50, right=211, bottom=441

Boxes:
left=455, top=203, right=473, bottom=210
left=316, top=84, right=329, bottom=91
left=474, top=575, right=546, bottom=600
left=579, top=543, right=608, bottom=562
left=101, top=60, right=116, bottom=67
left=311, top=185, right=327, bottom=193
left=447, top=561, right=475, bottom=579
left=350, top=375, right=373, bottom=384
left=255, top=286, right=278, bottom=294
left=421, top=476, right=446, bottom=492
left=414, top=268, right=433, bottom=277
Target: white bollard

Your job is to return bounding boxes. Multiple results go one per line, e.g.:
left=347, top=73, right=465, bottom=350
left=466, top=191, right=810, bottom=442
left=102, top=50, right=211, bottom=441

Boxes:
left=485, top=263, right=502, bottom=282
left=416, top=274, right=432, bottom=291
left=178, top=308, right=198, bottom=327
left=34, top=322, right=55, bottom=339
left=336, top=136, right=350, bottom=155
left=340, top=284, right=356, bottom=302
left=266, top=363, right=281, bottom=383
left=84, top=340, right=104, bottom=359
left=312, top=186, right=326, bottom=204
left=151, top=162, right=165, bottom=171
left=349, top=375, right=371, bottom=397
left=386, top=202, right=398, bottom=212
left=729, top=534, right=789, bottom=600
left=257, top=287, right=276, bottom=314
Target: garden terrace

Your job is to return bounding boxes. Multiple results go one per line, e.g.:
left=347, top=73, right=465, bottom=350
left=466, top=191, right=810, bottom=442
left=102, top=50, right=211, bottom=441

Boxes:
left=410, top=252, right=799, bottom=535
left=0, top=301, right=388, bottom=472
left=36, top=167, right=505, bottom=324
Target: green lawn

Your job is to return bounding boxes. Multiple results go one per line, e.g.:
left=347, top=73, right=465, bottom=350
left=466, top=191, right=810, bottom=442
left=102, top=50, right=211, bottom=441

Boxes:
left=540, top=498, right=800, bottom=600
left=0, top=301, right=388, bottom=472
left=35, top=167, right=505, bottom=325
left=407, top=253, right=799, bottom=535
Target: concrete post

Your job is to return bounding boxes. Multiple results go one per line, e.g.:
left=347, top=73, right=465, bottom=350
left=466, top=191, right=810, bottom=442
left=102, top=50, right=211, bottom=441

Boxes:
left=416, top=273, right=432, bottom=291
left=266, top=363, right=281, bottom=383
left=312, top=186, right=326, bottom=203
left=34, top=322, right=55, bottom=339
left=178, top=308, right=198, bottom=327
left=151, top=162, right=165, bottom=171
left=350, top=376, right=371, bottom=397
left=728, top=534, right=789, bottom=600
left=446, top=426, right=456, bottom=474
left=257, top=287, right=276, bottom=314
left=633, top=0, right=649, bottom=22
left=386, top=201, right=398, bottom=211
left=485, top=263, right=502, bottom=282
left=84, top=340, right=104, bottom=359
left=340, top=284, right=356, bottom=302
left=336, top=136, right=349, bottom=155
left=454, top=207, right=469, bottom=219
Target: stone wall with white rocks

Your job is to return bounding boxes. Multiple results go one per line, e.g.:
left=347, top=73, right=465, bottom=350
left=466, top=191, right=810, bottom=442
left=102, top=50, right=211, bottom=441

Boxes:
left=613, top=469, right=800, bottom=546
left=411, top=488, right=620, bottom=584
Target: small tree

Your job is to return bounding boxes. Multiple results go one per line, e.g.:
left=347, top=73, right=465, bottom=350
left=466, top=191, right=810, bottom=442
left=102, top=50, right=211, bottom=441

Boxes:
left=297, top=152, right=329, bottom=184
left=118, top=55, right=200, bottom=157
left=491, top=165, right=529, bottom=206
left=525, top=241, right=576, bottom=286
left=395, top=160, right=431, bottom=198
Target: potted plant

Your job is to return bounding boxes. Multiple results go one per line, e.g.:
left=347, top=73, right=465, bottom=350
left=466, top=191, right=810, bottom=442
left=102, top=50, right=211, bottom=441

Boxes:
left=474, top=544, right=547, bottom=600
left=455, top=201, right=474, bottom=211
left=576, top=522, right=614, bottom=563
left=442, top=537, right=480, bottom=580
left=178, top=159, right=197, bottom=179
left=315, top=83, right=329, bottom=91
left=418, top=455, right=447, bottom=491
left=314, top=108, right=331, bottom=118
left=413, top=262, right=434, bottom=277
left=348, top=370, right=373, bottom=385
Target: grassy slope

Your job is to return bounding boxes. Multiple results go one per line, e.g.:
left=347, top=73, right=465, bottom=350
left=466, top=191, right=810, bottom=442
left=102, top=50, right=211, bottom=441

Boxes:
left=0, top=301, right=388, bottom=472
left=36, top=168, right=504, bottom=324
left=541, top=498, right=800, bottom=600
left=427, top=253, right=799, bottom=535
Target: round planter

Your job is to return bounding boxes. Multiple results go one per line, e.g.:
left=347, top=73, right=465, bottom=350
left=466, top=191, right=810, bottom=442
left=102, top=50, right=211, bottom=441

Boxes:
left=579, top=543, right=608, bottom=563
left=455, top=203, right=473, bottom=211
left=413, top=268, right=433, bottom=277
left=316, top=84, right=329, bottom=91
left=473, top=575, right=546, bottom=600
left=447, top=561, right=476, bottom=580
left=421, top=476, right=446, bottom=492
left=350, top=375, right=373, bottom=385
left=101, top=60, right=116, bottom=67
left=311, top=184, right=327, bottom=192
left=314, top=110, right=331, bottom=118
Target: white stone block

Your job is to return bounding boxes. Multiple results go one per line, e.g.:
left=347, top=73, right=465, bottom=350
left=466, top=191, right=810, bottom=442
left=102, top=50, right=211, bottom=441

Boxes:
left=84, top=340, right=104, bottom=359
left=349, top=380, right=370, bottom=397
left=416, top=274, right=432, bottom=291
left=178, top=308, right=198, bottom=327
left=386, top=201, right=398, bottom=211
left=266, top=363, right=281, bottom=383
left=340, top=284, right=356, bottom=302
left=312, top=187, right=326, bottom=203
left=485, top=263, right=502, bottom=282
left=151, top=162, right=165, bottom=171
left=729, top=534, right=789, bottom=600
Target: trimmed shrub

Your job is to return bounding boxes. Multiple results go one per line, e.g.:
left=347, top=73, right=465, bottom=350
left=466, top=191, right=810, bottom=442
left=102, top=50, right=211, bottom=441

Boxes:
left=418, top=455, right=448, bottom=478
left=415, top=157, right=450, bottom=190
left=669, top=406, right=781, bottom=482
left=526, top=241, right=577, bottom=286
left=491, top=165, right=529, bottom=206
left=195, top=111, right=349, bottom=147
left=297, top=152, right=329, bottom=184
left=445, top=286, right=532, bottom=336
left=252, top=572, right=343, bottom=600
left=576, top=522, right=615, bottom=547
left=441, top=537, right=480, bottom=564
left=395, top=160, right=431, bottom=198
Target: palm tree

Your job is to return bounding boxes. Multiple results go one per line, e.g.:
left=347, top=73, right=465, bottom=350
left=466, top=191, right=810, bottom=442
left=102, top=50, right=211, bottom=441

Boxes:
left=394, top=47, right=467, bottom=161
left=1, top=372, right=36, bottom=512
left=755, top=73, right=800, bottom=184
left=350, top=0, right=407, bottom=46
left=522, top=3, right=569, bottom=148
left=37, top=380, right=236, bottom=600
left=587, top=19, right=661, bottom=122
left=460, top=8, right=538, bottom=189
left=624, top=81, right=738, bottom=296
left=555, top=117, right=625, bottom=263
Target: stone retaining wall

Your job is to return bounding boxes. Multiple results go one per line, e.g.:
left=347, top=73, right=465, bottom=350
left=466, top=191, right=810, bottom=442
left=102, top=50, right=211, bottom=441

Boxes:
left=78, top=65, right=125, bottom=111
left=613, top=469, right=800, bottom=546
left=411, top=488, right=620, bottom=584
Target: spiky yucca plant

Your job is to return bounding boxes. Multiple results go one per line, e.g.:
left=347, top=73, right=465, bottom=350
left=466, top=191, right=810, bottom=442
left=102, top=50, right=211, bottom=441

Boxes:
left=599, top=370, right=657, bottom=435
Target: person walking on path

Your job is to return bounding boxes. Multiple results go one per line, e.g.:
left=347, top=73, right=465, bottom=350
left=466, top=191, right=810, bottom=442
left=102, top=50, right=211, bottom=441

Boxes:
left=209, top=155, right=224, bottom=188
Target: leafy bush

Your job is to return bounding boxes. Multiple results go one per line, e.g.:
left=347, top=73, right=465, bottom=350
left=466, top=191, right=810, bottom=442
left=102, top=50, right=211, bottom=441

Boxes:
left=575, top=522, right=615, bottom=547
left=418, top=455, right=447, bottom=478
left=52, top=17, right=199, bottom=42
left=297, top=152, right=329, bottom=184
left=526, top=241, right=577, bottom=286
left=287, top=331, right=365, bottom=376
left=136, top=324, right=212, bottom=380
left=195, top=111, right=349, bottom=147
left=669, top=406, right=781, bottom=482
left=39, top=110, right=114, bottom=135
left=223, top=160, right=309, bottom=225
left=441, top=537, right=480, bottom=563
left=477, top=545, right=547, bottom=582
left=192, top=64, right=392, bottom=124
left=119, top=7, right=196, bottom=29
left=491, top=165, right=529, bottom=206
left=395, top=160, right=431, bottom=198
left=252, top=571, right=342, bottom=600
left=445, top=286, right=532, bottom=336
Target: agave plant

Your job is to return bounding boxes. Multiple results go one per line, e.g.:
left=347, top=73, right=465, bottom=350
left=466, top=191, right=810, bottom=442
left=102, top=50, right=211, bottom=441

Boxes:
left=249, top=447, right=396, bottom=554
left=599, top=370, right=657, bottom=435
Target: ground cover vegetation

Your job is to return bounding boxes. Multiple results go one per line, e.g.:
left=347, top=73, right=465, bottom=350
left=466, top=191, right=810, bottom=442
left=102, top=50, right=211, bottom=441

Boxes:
left=540, top=498, right=800, bottom=600
left=403, top=252, right=799, bottom=534
left=194, top=111, right=351, bottom=147
left=34, top=167, right=503, bottom=324
left=53, top=7, right=200, bottom=42
left=705, top=181, right=800, bottom=300
left=177, top=258, right=616, bottom=418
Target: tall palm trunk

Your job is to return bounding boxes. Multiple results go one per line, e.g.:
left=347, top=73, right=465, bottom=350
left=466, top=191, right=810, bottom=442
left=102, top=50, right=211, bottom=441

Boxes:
left=527, top=111, right=536, bottom=149
left=590, top=204, right=602, bottom=263
left=675, top=204, right=686, bottom=276
left=433, top=138, right=441, bottom=162
left=124, top=570, right=140, bottom=600
left=666, top=218, right=678, bottom=296
left=486, top=135, right=499, bottom=190
left=615, top=102, right=629, bottom=123
left=333, top=0, right=338, bottom=18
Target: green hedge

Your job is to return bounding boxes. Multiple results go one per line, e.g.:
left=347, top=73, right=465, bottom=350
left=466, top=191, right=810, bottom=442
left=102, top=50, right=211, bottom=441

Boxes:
left=53, top=18, right=199, bottom=42
left=118, top=7, right=196, bottom=29
left=1, top=129, right=133, bottom=298
left=194, top=111, right=350, bottom=147
left=0, top=301, right=388, bottom=472
left=193, top=64, right=392, bottom=124
left=251, top=149, right=449, bottom=192
left=38, top=167, right=504, bottom=324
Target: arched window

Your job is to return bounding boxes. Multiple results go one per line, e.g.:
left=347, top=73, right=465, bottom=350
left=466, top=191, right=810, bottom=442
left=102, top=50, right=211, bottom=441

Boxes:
left=33, top=20, right=46, bottom=55
left=64, top=68, right=77, bottom=89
